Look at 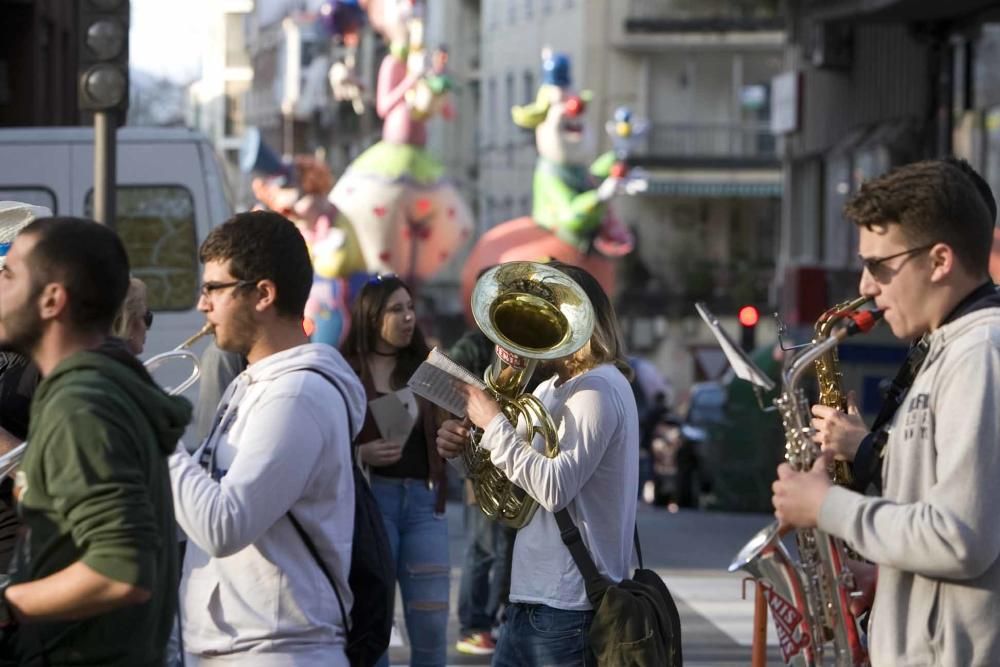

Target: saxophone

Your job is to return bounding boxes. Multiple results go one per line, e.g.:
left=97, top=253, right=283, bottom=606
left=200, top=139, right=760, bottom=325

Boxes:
left=814, top=297, right=870, bottom=486
left=729, top=306, right=881, bottom=667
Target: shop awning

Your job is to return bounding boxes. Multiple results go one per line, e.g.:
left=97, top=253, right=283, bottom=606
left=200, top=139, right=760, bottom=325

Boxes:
left=638, top=167, right=783, bottom=198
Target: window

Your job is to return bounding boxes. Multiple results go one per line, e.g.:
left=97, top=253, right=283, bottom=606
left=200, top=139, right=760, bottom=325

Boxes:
left=85, top=186, right=199, bottom=311
left=486, top=77, right=497, bottom=146
left=506, top=71, right=516, bottom=139
left=523, top=69, right=535, bottom=104
left=0, top=187, right=56, bottom=213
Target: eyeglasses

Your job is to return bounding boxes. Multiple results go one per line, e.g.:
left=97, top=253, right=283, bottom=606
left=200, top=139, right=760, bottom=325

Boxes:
left=200, top=279, right=259, bottom=298
left=858, top=243, right=935, bottom=281
left=143, top=310, right=154, bottom=329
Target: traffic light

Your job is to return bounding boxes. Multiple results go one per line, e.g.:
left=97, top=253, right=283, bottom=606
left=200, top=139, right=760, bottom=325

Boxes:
left=77, top=0, right=130, bottom=113
left=738, top=305, right=759, bottom=352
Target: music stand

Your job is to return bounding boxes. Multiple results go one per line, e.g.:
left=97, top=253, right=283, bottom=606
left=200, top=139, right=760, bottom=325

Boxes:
left=695, top=302, right=775, bottom=392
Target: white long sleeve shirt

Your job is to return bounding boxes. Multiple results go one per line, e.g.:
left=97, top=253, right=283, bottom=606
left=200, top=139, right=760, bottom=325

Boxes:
left=169, top=344, right=367, bottom=665
left=480, top=363, right=639, bottom=610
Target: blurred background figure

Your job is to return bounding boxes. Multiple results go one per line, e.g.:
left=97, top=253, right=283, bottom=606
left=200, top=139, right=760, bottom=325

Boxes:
left=111, top=277, right=152, bottom=356
left=340, top=274, right=450, bottom=667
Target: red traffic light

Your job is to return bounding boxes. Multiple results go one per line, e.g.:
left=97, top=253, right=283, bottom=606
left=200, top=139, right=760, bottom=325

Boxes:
left=738, top=305, right=759, bottom=327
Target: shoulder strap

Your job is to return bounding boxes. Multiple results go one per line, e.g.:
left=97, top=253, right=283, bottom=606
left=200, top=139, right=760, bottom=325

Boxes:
left=554, top=508, right=611, bottom=605
left=286, top=368, right=356, bottom=632
left=302, top=367, right=357, bottom=462
left=288, top=511, right=351, bottom=633
left=555, top=507, right=646, bottom=605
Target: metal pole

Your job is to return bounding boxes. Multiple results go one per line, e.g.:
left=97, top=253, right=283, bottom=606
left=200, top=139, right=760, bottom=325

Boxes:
left=93, top=110, right=117, bottom=227
left=751, top=581, right=768, bottom=667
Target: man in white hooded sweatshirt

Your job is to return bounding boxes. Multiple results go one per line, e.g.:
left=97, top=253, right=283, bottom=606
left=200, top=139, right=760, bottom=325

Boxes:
left=169, top=211, right=367, bottom=666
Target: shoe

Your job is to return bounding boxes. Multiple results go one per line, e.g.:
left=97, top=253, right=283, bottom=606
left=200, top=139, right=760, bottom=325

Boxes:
left=456, top=631, right=496, bottom=655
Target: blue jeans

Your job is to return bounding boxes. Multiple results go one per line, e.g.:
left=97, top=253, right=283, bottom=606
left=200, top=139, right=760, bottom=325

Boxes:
left=371, top=475, right=450, bottom=667
left=457, top=503, right=514, bottom=634
left=493, top=603, right=595, bottom=667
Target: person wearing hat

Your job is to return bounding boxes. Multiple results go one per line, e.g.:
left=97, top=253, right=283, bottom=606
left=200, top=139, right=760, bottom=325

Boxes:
left=0, top=202, right=50, bottom=574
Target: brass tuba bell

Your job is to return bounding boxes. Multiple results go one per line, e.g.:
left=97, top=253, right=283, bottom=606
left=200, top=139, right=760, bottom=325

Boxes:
left=465, top=261, right=594, bottom=529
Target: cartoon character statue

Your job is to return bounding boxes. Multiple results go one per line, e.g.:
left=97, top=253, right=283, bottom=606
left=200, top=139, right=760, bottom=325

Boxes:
left=460, top=50, right=646, bottom=322
left=328, top=0, right=473, bottom=284
left=244, top=149, right=366, bottom=346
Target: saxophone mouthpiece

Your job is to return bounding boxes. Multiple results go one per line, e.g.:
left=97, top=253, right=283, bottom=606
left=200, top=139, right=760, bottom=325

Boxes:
left=845, top=308, right=884, bottom=336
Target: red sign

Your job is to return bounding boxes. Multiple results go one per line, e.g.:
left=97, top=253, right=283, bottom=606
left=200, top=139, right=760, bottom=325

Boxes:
left=762, top=585, right=811, bottom=663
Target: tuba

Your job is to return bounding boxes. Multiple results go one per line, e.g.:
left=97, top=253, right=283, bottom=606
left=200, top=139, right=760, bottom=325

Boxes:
left=464, top=261, right=594, bottom=529
left=729, top=306, right=882, bottom=667
left=0, top=324, right=214, bottom=479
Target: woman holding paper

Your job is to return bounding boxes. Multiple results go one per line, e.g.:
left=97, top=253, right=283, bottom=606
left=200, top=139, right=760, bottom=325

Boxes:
left=341, top=274, right=450, bottom=667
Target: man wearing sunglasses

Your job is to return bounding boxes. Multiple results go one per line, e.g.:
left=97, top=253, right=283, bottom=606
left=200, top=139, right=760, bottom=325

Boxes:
left=810, top=158, right=999, bottom=496
left=772, top=159, right=1000, bottom=666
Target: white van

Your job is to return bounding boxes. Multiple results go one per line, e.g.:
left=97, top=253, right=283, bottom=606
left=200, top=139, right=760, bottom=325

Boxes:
left=0, top=127, right=232, bottom=365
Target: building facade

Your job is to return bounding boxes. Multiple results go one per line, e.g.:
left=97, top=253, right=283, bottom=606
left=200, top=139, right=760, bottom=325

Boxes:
left=0, top=0, right=80, bottom=127
left=477, top=0, right=785, bottom=391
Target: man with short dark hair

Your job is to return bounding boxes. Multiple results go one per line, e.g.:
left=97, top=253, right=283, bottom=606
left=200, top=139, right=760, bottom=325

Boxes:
left=773, top=159, right=1000, bottom=666
left=0, top=217, right=190, bottom=665
left=170, top=210, right=366, bottom=666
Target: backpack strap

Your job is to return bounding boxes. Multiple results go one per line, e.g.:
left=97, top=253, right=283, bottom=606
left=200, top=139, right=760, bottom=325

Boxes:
left=288, top=511, right=351, bottom=633
left=286, top=368, right=356, bottom=633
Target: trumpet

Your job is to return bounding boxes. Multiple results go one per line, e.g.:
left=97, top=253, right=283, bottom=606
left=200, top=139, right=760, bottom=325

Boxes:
left=144, top=323, right=214, bottom=396
left=0, top=324, right=214, bottom=478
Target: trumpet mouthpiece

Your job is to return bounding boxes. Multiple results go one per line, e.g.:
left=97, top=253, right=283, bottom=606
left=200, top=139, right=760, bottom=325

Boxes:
left=179, top=323, right=215, bottom=350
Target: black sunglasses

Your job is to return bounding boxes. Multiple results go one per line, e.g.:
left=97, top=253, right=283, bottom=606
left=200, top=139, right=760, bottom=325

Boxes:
left=143, top=310, right=154, bottom=328
left=858, top=243, right=935, bottom=280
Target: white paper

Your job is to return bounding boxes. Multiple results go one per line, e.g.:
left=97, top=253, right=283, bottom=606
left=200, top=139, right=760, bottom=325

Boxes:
left=407, top=347, right=488, bottom=417
left=369, top=387, right=419, bottom=445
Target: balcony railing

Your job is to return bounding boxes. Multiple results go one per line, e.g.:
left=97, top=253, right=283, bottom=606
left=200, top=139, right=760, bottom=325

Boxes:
left=637, top=122, right=777, bottom=161
left=626, top=0, right=783, bottom=32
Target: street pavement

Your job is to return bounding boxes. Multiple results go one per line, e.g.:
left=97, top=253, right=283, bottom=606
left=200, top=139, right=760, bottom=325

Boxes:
left=387, top=501, right=785, bottom=666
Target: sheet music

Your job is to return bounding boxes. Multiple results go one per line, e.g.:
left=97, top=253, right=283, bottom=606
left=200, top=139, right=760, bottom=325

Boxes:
left=407, top=347, right=488, bottom=417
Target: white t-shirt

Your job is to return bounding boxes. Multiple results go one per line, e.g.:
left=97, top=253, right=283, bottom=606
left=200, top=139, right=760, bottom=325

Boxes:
left=479, top=363, right=639, bottom=610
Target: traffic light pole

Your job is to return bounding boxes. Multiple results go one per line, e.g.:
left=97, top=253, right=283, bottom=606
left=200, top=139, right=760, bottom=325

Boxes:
left=93, top=110, right=116, bottom=228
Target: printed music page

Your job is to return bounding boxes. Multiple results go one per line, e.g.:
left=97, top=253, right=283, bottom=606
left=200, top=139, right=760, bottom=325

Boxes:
left=407, top=348, right=488, bottom=417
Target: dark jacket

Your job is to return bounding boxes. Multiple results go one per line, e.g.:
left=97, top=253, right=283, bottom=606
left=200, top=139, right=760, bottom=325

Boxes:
left=12, top=343, right=191, bottom=666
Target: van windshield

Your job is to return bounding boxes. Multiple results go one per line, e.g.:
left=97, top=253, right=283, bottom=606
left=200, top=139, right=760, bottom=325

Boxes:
left=85, top=186, right=199, bottom=311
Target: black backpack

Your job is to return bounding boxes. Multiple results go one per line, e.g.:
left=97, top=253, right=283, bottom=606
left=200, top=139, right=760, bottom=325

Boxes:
left=555, top=508, right=683, bottom=666
left=289, top=372, right=395, bottom=667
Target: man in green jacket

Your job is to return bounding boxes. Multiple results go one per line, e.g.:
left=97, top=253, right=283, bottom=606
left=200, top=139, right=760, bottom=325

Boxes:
left=0, top=217, right=191, bottom=666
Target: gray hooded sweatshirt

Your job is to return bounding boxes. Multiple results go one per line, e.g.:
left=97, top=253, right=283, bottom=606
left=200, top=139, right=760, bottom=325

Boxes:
left=819, top=307, right=1000, bottom=666
left=169, top=343, right=367, bottom=666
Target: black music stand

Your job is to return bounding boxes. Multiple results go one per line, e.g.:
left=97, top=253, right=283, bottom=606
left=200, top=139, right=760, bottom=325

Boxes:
left=695, top=302, right=775, bottom=392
